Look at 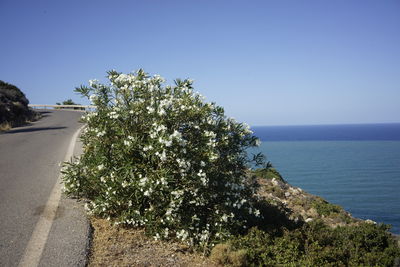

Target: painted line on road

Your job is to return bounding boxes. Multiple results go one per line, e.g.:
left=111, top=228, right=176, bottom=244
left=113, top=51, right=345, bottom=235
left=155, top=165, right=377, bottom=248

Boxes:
left=18, top=125, right=85, bottom=267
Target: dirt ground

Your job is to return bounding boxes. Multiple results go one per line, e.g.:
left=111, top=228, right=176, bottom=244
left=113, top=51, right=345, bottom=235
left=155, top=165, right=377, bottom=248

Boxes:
left=88, top=217, right=217, bottom=267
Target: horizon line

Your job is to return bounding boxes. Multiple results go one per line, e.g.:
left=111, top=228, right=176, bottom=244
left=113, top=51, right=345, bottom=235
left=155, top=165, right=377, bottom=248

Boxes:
left=250, top=122, right=400, bottom=127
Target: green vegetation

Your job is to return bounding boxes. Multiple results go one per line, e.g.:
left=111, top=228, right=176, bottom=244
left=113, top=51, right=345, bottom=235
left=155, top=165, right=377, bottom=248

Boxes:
left=61, top=69, right=400, bottom=265
left=62, top=69, right=265, bottom=247
left=56, top=99, right=78, bottom=105
left=250, top=166, right=285, bottom=182
left=212, top=221, right=400, bottom=266
left=56, top=99, right=84, bottom=110
left=0, top=80, right=39, bottom=130
left=312, top=197, right=342, bottom=216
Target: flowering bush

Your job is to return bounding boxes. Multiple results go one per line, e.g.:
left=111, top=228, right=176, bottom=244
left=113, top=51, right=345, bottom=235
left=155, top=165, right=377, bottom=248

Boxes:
left=62, top=69, right=265, bottom=247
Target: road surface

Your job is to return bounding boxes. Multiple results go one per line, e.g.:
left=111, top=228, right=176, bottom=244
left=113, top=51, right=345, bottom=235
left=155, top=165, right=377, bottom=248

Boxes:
left=0, top=110, right=89, bottom=266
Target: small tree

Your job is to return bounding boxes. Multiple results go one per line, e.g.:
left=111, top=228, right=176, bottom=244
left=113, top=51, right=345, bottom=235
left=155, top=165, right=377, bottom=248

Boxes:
left=56, top=99, right=77, bottom=105
left=56, top=99, right=82, bottom=110
left=62, top=69, right=265, bottom=247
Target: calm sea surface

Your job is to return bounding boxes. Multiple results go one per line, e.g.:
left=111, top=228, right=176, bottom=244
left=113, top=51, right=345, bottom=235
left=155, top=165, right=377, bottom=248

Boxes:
left=251, top=124, right=400, bottom=234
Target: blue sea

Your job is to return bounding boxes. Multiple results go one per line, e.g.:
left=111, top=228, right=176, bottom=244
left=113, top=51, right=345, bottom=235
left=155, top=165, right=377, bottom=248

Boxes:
left=251, top=123, right=400, bottom=234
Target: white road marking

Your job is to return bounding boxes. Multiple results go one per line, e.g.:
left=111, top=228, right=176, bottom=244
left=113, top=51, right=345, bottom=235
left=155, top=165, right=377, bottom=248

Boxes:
left=18, top=125, right=85, bottom=267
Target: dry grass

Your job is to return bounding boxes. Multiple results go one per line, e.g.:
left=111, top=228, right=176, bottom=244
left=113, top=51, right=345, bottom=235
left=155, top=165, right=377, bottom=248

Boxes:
left=88, top=217, right=217, bottom=267
left=210, top=243, right=247, bottom=267
left=0, top=122, right=11, bottom=132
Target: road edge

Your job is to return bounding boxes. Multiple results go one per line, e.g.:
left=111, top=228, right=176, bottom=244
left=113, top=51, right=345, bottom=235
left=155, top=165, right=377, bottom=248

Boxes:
left=18, top=125, right=85, bottom=267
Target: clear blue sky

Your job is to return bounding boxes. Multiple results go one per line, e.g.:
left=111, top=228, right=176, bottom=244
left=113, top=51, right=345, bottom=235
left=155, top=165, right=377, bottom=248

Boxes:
left=1, top=0, right=399, bottom=126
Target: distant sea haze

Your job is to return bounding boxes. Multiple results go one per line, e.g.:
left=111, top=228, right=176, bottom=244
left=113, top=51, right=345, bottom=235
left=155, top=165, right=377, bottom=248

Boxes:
left=252, top=123, right=400, bottom=142
left=251, top=123, right=400, bottom=234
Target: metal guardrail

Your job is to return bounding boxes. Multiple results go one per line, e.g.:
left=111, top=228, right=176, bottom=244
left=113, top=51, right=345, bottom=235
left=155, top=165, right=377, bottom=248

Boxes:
left=28, top=104, right=96, bottom=111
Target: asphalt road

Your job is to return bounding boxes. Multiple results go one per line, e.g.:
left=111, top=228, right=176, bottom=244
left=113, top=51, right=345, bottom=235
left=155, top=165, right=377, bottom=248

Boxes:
left=0, top=110, right=88, bottom=266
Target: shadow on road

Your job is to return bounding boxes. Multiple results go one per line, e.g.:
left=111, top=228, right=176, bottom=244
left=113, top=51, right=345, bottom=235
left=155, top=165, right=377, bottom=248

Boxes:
left=5, top=126, right=67, bottom=134
left=37, top=110, right=53, bottom=118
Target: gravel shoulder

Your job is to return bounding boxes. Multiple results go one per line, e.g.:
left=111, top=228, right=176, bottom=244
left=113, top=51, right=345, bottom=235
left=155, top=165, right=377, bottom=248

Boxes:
left=40, top=127, right=91, bottom=266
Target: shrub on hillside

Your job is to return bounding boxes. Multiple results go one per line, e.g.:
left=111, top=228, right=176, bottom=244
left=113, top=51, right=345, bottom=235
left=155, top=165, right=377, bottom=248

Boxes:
left=56, top=99, right=78, bottom=105
left=213, top=221, right=400, bottom=266
left=61, top=69, right=265, bottom=246
left=0, top=80, right=38, bottom=128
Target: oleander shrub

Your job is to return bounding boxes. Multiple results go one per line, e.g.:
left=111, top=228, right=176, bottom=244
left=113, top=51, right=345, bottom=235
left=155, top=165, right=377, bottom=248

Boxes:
left=61, top=69, right=265, bottom=247
left=214, top=221, right=400, bottom=266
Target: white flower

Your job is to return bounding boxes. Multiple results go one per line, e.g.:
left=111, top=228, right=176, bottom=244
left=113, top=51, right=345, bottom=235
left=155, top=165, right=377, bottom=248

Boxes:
left=96, top=130, right=106, bottom=137
left=139, top=177, right=148, bottom=186
left=89, top=94, right=97, bottom=103
left=155, top=124, right=167, bottom=132
left=158, top=138, right=172, bottom=147
left=164, top=228, right=169, bottom=238
left=210, top=153, right=218, bottom=161
left=84, top=203, right=91, bottom=211
left=171, top=130, right=182, bottom=139
left=108, top=111, right=119, bottom=119
left=153, top=74, right=165, bottom=83
left=89, top=79, right=99, bottom=87
left=160, top=177, right=167, bottom=185
left=124, top=140, right=131, bottom=146
left=204, top=130, right=216, bottom=139
left=158, top=108, right=166, bottom=116
left=156, top=150, right=167, bottom=161
left=149, top=132, right=157, bottom=139
left=98, top=164, right=104, bottom=171
left=146, top=106, right=155, bottom=113
left=154, top=233, right=160, bottom=240
left=115, top=73, right=131, bottom=83
left=197, top=170, right=208, bottom=186
left=160, top=151, right=167, bottom=161
left=176, top=229, right=188, bottom=241
left=165, top=208, right=172, bottom=216
left=143, top=145, right=153, bottom=151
